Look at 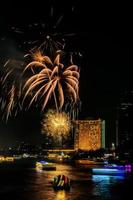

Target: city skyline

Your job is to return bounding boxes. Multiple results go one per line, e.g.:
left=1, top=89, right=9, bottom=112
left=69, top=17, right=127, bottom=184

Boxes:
left=0, top=1, right=133, bottom=148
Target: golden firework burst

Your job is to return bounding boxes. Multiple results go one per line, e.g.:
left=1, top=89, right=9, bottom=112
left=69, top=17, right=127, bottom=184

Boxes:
left=42, top=110, right=71, bottom=139
left=23, top=52, right=80, bottom=112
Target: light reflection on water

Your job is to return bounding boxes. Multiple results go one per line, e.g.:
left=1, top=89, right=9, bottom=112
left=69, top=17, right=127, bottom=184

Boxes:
left=92, top=175, right=126, bottom=200
left=55, top=191, right=67, bottom=200
left=92, top=174, right=126, bottom=182
left=0, top=163, right=131, bottom=200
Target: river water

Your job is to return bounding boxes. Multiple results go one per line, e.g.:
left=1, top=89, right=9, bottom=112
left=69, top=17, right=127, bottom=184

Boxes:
left=0, top=162, right=132, bottom=200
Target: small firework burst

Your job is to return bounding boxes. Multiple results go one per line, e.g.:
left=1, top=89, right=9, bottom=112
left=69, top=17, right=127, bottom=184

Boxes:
left=41, top=110, right=71, bottom=140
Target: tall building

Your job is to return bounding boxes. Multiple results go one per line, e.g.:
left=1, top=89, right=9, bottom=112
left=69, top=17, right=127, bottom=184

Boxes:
left=75, top=119, right=105, bottom=151
left=117, top=90, right=133, bottom=148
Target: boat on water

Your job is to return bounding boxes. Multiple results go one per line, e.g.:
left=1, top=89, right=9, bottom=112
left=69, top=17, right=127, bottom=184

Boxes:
left=75, top=159, right=104, bottom=165
left=52, top=174, right=70, bottom=191
left=36, top=161, right=56, bottom=170
left=92, top=164, right=132, bottom=175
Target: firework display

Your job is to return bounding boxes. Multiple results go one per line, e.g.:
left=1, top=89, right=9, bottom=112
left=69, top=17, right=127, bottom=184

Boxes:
left=23, top=51, right=79, bottom=112
left=42, top=109, right=71, bottom=140
left=0, top=5, right=81, bottom=139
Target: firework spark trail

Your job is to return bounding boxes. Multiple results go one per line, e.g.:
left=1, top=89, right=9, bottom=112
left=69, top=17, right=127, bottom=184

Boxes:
left=23, top=50, right=59, bottom=111
left=1, top=68, right=13, bottom=85
left=0, top=59, right=24, bottom=121
left=5, top=85, right=15, bottom=121
left=1, top=83, right=22, bottom=122
left=23, top=51, right=80, bottom=112
left=4, top=59, right=10, bottom=67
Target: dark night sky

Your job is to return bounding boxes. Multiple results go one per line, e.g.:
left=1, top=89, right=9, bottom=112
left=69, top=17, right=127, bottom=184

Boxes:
left=0, top=1, right=133, bottom=148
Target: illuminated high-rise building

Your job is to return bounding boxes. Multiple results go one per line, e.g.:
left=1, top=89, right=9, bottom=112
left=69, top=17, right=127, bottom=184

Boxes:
left=117, top=90, right=133, bottom=148
left=75, top=119, right=105, bottom=151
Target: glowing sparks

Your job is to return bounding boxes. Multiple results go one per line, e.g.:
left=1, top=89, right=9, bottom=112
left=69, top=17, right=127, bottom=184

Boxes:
left=0, top=59, right=24, bottom=121
left=31, top=50, right=53, bottom=64
left=42, top=110, right=71, bottom=139
left=23, top=51, right=80, bottom=111
left=0, top=5, right=81, bottom=122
